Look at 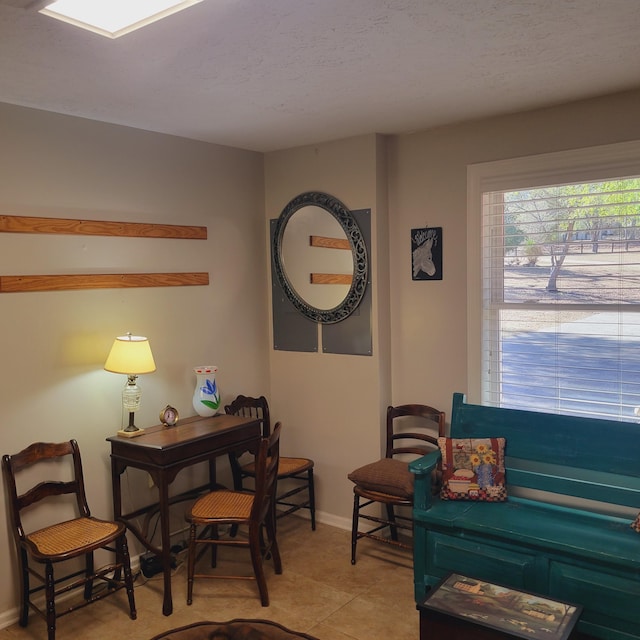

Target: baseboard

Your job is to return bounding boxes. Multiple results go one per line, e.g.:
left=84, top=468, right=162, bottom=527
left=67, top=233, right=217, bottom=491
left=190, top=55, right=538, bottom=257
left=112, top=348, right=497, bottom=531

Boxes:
left=314, top=510, right=351, bottom=532
left=0, top=608, right=17, bottom=631
left=278, top=506, right=351, bottom=532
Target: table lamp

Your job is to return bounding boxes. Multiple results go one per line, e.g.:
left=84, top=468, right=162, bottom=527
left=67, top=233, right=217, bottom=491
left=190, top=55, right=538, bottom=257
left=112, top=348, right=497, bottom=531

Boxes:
left=104, top=333, right=156, bottom=437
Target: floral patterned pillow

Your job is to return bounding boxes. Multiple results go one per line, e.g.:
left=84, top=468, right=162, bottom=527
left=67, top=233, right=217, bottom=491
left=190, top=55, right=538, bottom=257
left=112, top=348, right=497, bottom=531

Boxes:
left=631, top=513, right=640, bottom=533
left=438, top=437, right=507, bottom=502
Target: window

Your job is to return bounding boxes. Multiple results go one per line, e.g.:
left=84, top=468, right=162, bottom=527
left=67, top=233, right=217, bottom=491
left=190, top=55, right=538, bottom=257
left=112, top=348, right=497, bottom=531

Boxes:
left=467, top=141, right=640, bottom=421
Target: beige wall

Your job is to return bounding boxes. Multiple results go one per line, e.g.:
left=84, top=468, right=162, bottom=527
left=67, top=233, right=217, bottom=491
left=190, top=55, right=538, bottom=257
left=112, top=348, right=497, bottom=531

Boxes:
left=0, top=103, right=268, bottom=623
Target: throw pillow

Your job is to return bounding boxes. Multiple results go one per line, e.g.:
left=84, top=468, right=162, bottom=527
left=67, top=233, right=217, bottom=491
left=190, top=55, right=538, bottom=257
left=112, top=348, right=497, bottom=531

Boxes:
left=631, top=513, right=640, bottom=533
left=348, top=458, right=413, bottom=499
left=438, top=436, right=507, bottom=502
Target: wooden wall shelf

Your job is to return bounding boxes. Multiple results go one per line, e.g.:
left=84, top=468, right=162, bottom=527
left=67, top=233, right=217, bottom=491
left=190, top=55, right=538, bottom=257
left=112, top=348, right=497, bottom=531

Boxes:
left=0, top=272, right=209, bottom=293
left=310, top=235, right=350, bottom=250
left=310, top=235, right=352, bottom=285
left=0, top=214, right=208, bottom=291
left=0, top=215, right=207, bottom=239
left=310, top=273, right=352, bottom=285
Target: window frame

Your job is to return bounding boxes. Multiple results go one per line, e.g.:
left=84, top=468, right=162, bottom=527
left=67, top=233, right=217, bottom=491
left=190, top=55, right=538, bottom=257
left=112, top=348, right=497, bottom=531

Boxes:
left=466, top=140, right=640, bottom=406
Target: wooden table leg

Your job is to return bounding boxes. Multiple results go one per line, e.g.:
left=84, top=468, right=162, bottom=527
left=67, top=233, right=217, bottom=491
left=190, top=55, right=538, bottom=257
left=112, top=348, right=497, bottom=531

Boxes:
left=110, top=457, right=124, bottom=520
left=157, top=475, right=173, bottom=616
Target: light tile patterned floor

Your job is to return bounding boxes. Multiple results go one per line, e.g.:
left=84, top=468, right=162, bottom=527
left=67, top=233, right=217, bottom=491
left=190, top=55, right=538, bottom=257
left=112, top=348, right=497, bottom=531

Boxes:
left=0, top=517, right=418, bottom=640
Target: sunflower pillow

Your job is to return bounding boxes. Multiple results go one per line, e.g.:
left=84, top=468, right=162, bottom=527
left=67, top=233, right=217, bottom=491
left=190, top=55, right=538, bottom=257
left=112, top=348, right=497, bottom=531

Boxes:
left=438, top=437, right=507, bottom=502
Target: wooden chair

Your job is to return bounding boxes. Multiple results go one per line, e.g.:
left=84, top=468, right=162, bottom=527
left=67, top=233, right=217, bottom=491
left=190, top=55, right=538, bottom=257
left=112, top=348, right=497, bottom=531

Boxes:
left=186, top=423, right=282, bottom=606
left=225, top=395, right=315, bottom=530
left=1, top=440, right=136, bottom=640
left=348, top=404, right=445, bottom=564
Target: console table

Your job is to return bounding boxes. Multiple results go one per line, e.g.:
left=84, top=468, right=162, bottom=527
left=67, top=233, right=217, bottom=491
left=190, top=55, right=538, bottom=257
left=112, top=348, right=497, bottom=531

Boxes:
left=107, top=413, right=261, bottom=616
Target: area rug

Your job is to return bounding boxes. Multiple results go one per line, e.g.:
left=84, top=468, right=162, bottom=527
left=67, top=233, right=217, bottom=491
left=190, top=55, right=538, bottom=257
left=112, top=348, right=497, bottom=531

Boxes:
left=150, top=619, right=319, bottom=640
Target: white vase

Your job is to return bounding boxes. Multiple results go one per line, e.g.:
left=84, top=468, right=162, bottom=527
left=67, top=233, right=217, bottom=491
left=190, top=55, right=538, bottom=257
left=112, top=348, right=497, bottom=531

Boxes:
left=192, top=366, right=220, bottom=417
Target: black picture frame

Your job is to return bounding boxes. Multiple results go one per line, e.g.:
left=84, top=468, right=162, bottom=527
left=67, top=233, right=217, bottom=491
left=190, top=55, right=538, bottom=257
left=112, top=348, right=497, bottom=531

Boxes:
left=420, top=573, right=582, bottom=640
left=411, top=226, right=443, bottom=280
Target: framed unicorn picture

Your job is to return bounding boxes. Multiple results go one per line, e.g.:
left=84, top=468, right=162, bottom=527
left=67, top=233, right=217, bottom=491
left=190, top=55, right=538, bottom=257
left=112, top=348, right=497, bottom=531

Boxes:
left=411, top=227, right=443, bottom=280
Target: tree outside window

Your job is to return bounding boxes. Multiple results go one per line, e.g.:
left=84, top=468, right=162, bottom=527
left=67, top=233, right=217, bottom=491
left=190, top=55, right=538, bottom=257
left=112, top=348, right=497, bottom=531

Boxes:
left=482, top=177, right=640, bottom=420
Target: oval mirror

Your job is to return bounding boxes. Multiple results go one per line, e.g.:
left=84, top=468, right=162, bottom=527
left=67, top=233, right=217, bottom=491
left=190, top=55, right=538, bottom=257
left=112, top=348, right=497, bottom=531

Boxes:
left=273, top=192, right=368, bottom=324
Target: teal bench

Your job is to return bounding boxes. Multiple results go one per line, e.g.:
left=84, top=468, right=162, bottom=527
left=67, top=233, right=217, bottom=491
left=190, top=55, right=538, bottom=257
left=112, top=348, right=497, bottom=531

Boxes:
left=410, top=392, right=640, bottom=640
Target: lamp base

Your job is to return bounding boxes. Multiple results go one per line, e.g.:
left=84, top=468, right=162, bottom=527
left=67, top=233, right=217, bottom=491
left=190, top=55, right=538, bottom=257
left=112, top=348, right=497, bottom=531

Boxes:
left=118, top=410, right=144, bottom=438
left=117, top=428, right=145, bottom=438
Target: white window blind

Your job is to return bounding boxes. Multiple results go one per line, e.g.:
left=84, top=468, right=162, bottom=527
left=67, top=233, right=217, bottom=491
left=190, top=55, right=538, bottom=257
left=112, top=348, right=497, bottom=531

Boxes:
left=481, top=177, right=640, bottom=421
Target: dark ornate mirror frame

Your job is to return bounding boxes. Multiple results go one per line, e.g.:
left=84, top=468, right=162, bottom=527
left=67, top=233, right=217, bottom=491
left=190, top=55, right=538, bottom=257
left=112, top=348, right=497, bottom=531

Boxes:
left=272, top=191, right=368, bottom=324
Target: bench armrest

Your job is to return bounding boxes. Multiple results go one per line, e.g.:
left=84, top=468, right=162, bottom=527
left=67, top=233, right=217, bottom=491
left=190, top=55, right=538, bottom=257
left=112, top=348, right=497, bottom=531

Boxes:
left=410, top=450, right=441, bottom=510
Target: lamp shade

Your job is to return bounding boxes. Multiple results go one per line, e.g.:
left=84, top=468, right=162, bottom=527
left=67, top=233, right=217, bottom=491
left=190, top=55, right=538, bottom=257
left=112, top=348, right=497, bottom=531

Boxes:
left=104, top=334, right=156, bottom=375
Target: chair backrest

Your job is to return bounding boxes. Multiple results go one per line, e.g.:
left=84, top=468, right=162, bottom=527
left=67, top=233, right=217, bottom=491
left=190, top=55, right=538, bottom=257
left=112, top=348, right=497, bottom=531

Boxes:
left=386, top=404, right=445, bottom=460
left=225, top=395, right=271, bottom=438
left=251, top=422, right=282, bottom=524
left=2, top=440, right=89, bottom=545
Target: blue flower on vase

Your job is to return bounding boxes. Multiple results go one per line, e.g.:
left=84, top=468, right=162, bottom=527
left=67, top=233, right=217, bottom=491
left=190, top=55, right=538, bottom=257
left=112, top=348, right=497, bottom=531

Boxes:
left=199, top=378, right=220, bottom=410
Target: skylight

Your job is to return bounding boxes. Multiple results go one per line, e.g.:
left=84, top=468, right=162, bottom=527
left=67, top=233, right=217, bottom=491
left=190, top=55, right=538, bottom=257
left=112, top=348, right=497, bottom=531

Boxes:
left=39, top=0, right=203, bottom=39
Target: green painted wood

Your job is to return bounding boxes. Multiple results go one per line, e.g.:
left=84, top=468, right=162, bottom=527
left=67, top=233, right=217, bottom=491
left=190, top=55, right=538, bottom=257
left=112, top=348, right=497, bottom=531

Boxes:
left=450, top=392, right=640, bottom=477
left=412, top=393, right=640, bottom=640
left=410, top=450, right=440, bottom=511
left=419, top=499, right=639, bottom=568
left=428, top=531, right=539, bottom=589
left=506, top=462, right=640, bottom=507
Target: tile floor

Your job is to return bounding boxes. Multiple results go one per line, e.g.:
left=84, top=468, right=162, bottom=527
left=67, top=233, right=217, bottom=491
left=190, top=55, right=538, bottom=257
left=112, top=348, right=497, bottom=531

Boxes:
left=0, top=517, right=419, bottom=640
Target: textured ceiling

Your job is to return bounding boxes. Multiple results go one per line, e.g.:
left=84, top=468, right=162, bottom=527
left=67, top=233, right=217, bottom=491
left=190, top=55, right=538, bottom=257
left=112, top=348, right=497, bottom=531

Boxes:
left=1, top=0, right=639, bottom=152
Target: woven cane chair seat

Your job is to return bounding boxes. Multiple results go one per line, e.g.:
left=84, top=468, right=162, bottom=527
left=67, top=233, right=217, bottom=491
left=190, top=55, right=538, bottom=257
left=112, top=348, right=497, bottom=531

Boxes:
left=241, top=456, right=312, bottom=476
left=190, top=490, right=254, bottom=521
left=27, top=517, right=123, bottom=557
